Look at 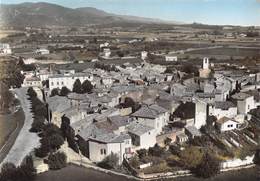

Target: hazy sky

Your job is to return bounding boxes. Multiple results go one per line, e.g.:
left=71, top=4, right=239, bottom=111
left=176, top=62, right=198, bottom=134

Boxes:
left=1, top=0, right=260, bottom=26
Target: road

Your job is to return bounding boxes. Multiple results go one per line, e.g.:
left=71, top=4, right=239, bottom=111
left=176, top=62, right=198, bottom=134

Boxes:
left=0, top=87, right=40, bottom=167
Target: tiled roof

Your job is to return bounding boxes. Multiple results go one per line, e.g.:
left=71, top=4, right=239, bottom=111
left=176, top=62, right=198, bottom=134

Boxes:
left=127, top=122, right=154, bottom=136
left=131, top=104, right=167, bottom=119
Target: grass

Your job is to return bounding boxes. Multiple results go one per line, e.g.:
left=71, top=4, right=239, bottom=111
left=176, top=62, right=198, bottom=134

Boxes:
left=0, top=109, right=25, bottom=148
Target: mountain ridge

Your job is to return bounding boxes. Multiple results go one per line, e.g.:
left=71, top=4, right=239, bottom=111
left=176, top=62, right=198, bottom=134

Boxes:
left=0, top=2, right=180, bottom=27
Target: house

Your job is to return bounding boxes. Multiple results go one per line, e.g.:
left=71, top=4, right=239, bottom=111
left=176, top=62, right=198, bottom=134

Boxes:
left=88, top=133, right=132, bottom=164
left=165, top=55, right=178, bottom=62
left=176, top=132, right=188, bottom=144
left=185, top=126, right=202, bottom=139
left=141, top=51, right=148, bottom=60
left=35, top=48, right=50, bottom=55
left=48, top=73, right=93, bottom=91
left=232, top=92, right=255, bottom=114
left=127, top=122, right=156, bottom=149
left=107, top=115, right=134, bottom=133
left=0, top=43, right=12, bottom=55
left=131, top=104, right=169, bottom=135
left=103, top=48, right=111, bottom=58
left=209, top=101, right=237, bottom=119
left=47, top=96, right=71, bottom=126
left=22, top=77, right=42, bottom=88
left=216, top=117, right=239, bottom=132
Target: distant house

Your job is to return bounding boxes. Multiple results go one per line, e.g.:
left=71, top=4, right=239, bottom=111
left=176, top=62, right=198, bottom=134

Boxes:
left=48, top=73, right=93, bottom=91
left=131, top=104, right=169, bottom=135
left=35, top=48, right=50, bottom=55
left=176, top=132, right=188, bottom=144
left=0, top=43, right=12, bottom=55
left=165, top=55, right=178, bottom=62
left=216, top=117, right=239, bottom=132
left=22, top=77, right=42, bottom=88
left=88, top=133, right=132, bottom=164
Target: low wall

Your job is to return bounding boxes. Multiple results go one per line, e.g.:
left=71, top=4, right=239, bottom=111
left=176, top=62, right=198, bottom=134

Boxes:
left=221, top=155, right=254, bottom=169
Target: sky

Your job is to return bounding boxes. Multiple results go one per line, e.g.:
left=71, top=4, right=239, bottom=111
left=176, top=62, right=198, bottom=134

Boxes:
left=1, top=0, right=260, bottom=26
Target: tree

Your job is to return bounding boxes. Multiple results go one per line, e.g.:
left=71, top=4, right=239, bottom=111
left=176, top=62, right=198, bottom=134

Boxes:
left=194, top=152, right=220, bottom=178
left=60, top=86, right=70, bottom=96
left=129, top=155, right=140, bottom=169
left=137, top=149, right=148, bottom=160
left=0, top=156, right=36, bottom=181
left=180, top=146, right=204, bottom=169
left=60, top=116, right=79, bottom=153
left=27, top=87, right=37, bottom=98
left=30, top=118, right=45, bottom=133
left=82, top=80, right=93, bottom=94
left=121, top=97, right=140, bottom=112
left=47, top=152, right=67, bottom=170
left=19, top=155, right=36, bottom=181
left=72, top=79, right=82, bottom=94
left=50, top=88, right=59, bottom=97
left=48, top=133, right=64, bottom=150
left=148, top=144, right=164, bottom=157
left=254, top=149, right=260, bottom=165
left=97, top=153, right=119, bottom=169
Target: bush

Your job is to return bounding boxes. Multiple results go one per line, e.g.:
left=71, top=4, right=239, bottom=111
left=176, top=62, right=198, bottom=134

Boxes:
left=180, top=146, right=204, bottom=169
left=148, top=144, right=164, bottom=157
left=98, top=153, right=119, bottom=169
left=47, top=152, right=67, bottom=170
left=0, top=155, right=36, bottom=181
left=194, top=152, right=220, bottom=178
left=129, top=155, right=140, bottom=169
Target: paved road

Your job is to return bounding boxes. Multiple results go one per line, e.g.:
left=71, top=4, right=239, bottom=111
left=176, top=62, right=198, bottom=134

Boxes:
left=0, top=88, right=40, bottom=167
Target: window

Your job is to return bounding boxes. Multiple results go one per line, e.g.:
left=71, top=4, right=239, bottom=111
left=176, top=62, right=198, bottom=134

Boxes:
left=100, top=149, right=106, bottom=155
left=51, top=82, right=54, bottom=86
left=61, top=81, right=64, bottom=85
left=57, top=82, right=59, bottom=85
left=227, top=124, right=233, bottom=128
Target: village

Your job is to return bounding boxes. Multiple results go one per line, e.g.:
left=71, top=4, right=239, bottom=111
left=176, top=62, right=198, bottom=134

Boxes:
left=0, top=2, right=260, bottom=178
left=1, top=27, right=260, bottom=179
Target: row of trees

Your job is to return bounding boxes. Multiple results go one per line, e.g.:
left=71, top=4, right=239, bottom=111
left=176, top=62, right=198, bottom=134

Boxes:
left=27, top=87, right=47, bottom=132
left=72, top=79, right=93, bottom=94
left=50, top=86, right=70, bottom=97
left=27, top=88, right=67, bottom=170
